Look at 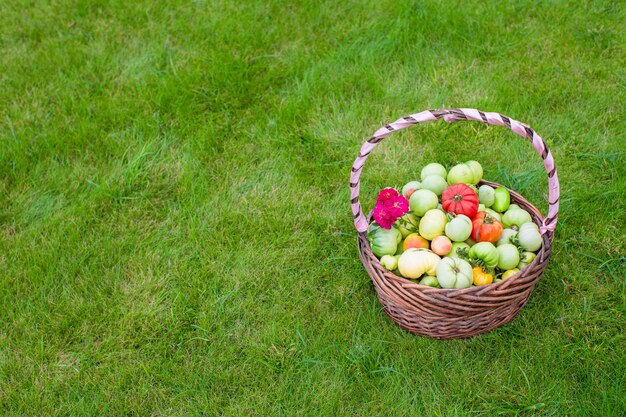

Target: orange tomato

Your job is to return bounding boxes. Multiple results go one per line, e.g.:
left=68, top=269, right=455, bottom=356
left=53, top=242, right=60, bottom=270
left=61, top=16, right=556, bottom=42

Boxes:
left=471, top=211, right=504, bottom=243
left=403, top=233, right=429, bottom=251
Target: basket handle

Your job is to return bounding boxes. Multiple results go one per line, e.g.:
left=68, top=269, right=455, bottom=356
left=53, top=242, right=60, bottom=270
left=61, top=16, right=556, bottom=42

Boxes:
left=350, top=108, right=560, bottom=235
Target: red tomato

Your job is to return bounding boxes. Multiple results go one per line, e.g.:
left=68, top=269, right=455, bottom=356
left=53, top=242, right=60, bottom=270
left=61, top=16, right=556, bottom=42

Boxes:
left=442, top=184, right=479, bottom=219
left=471, top=211, right=504, bottom=242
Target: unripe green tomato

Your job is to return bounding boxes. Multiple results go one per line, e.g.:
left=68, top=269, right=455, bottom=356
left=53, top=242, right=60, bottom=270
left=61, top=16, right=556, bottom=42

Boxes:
left=496, top=244, right=521, bottom=270
left=446, top=242, right=470, bottom=259
left=436, top=257, right=473, bottom=289
left=492, top=187, right=511, bottom=212
left=501, top=268, right=520, bottom=280
left=478, top=185, right=495, bottom=207
left=444, top=215, right=472, bottom=242
left=409, top=189, right=438, bottom=216
left=419, top=209, right=448, bottom=240
left=465, top=160, right=483, bottom=185
left=420, top=163, right=447, bottom=181
left=380, top=255, right=398, bottom=271
left=497, top=228, right=518, bottom=246
left=402, top=181, right=421, bottom=198
left=419, top=275, right=440, bottom=287
left=421, top=175, right=448, bottom=196
left=502, top=208, right=532, bottom=228
left=517, top=251, right=537, bottom=269
left=518, top=222, right=542, bottom=251
left=447, top=164, right=474, bottom=185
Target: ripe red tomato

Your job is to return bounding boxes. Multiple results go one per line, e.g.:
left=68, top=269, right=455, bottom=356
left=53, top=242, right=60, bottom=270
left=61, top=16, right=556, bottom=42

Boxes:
left=471, top=211, right=504, bottom=242
left=442, top=184, right=479, bottom=218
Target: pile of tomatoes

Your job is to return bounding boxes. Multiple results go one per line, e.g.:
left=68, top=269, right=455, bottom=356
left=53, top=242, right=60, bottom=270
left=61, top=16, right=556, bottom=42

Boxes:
left=367, top=161, right=543, bottom=288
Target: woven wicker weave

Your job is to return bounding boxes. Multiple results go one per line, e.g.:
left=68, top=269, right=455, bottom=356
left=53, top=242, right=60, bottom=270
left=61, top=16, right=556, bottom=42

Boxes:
left=350, top=109, right=560, bottom=339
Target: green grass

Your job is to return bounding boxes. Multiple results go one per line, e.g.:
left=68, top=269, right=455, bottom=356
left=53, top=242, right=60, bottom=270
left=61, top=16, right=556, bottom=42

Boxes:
left=1, top=0, right=624, bottom=415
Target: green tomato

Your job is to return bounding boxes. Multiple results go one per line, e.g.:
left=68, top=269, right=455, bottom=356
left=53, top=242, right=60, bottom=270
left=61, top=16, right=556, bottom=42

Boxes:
left=478, top=185, right=495, bottom=207
left=497, top=228, right=518, bottom=246
left=444, top=214, right=472, bottom=242
left=420, top=163, right=447, bottom=181
left=496, top=244, right=521, bottom=270
left=396, top=212, right=420, bottom=238
left=501, top=268, right=520, bottom=280
left=419, top=209, right=448, bottom=240
left=419, top=275, right=440, bottom=287
left=409, top=189, right=439, bottom=216
left=469, top=242, right=499, bottom=269
left=502, top=208, right=532, bottom=228
left=446, top=242, right=470, bottom=259
left=478, top=203, right=486, bottom=212
left=380, top=255, right=398, bottom=271
left=466, top=183, right=478, bottom=194
left=421, top=174, right=448, bottom=196
left=436, top=257, right=473, bottom=289
left=517, top=251, right=537, bottom=269
left=508, top=204, right=520, bottom=211
left=401, top=181, right=422, bottom=197
left=465, top=160, right=483, bottom=185
left=368, top=226, right=401, bottom=258
left=447, top=163, right=475, bottom=185
left=518, top=222, right=542, bottom=251
left=492, top=187, right=511, bottom=212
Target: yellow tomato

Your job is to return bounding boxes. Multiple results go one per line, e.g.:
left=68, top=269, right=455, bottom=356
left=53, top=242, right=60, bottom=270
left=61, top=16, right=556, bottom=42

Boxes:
left=472, top=266, right=493, bottom=286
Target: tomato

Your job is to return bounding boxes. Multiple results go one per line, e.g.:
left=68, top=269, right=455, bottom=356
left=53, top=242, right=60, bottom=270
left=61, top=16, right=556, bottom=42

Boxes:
left=471, top=211, right=504, bottom=243
left=403, top=233, right=429, bottom=251
left=396, top=212, right=420, bottom=238
left=444, top=214, right=472, bottom=242
left=409, top=189, right=439, bottom=216
left=436, top=257, right=473, bottom=289
left=472, top=266, right=493, bottom=286
left=401, top=181, right=422, bottom=198
left=421, top=174, right=448, bottom=196
left=431, top=235, right=452, bottom=256
left=442, top=184, right=479, bottom=218
left=492, top=187, right=511, bottom=212
left=517, top=251, right=537, bottom=269
left=497, top=228, right=518, bottom=246
left=446, top=242, right=470, bottom=259
left=419, top=275, right=441, bottom=288
left=368, top=225, right=401, bottom=257
left=501, top=268, right=520, bottom=280
left=469, top=242, right=499, bottom=269
left=419, top=209, right=448, bottom=240
left=465, top=160, right=483, bottom=184
left=398, top=248, right=441, bottom=278
left=380, top=255, right=398, bottom=271
left=447, top=163, right=475, bottom=185
left=518, top=222, right=542, bottom=251
left=420, top=163, right=447, bottom=181
left=496, top=244, right=521, bottom=270
left=502, top=208, right=532, bottom=229
left=478, top=185, right=495, bottom=207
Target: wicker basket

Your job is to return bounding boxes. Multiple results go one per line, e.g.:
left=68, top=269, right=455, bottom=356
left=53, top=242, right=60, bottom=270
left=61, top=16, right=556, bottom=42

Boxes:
left=350, top=108, right=560, bottom=339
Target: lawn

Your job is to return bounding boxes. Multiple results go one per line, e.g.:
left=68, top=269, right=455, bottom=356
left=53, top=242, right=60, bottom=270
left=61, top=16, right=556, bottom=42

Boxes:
left=0, top=0, right=624, bottom=415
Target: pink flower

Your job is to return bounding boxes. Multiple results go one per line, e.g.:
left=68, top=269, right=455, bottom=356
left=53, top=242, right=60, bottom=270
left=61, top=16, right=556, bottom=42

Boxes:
left=377, top=187, right=398, bottom=204
left=373, top=204, right=395, bottom=229
left=388, top=195, right=409, bottom=218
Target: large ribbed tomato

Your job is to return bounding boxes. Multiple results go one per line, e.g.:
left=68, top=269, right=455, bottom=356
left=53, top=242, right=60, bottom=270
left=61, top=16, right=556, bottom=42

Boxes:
left=442, top=184, right=479, bottom=218
left=471, top=211, right=504, bottom=243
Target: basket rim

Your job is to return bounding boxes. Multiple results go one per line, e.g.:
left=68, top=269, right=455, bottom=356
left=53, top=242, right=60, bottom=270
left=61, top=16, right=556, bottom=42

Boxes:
left=360, top=179, right=552, bottom=295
